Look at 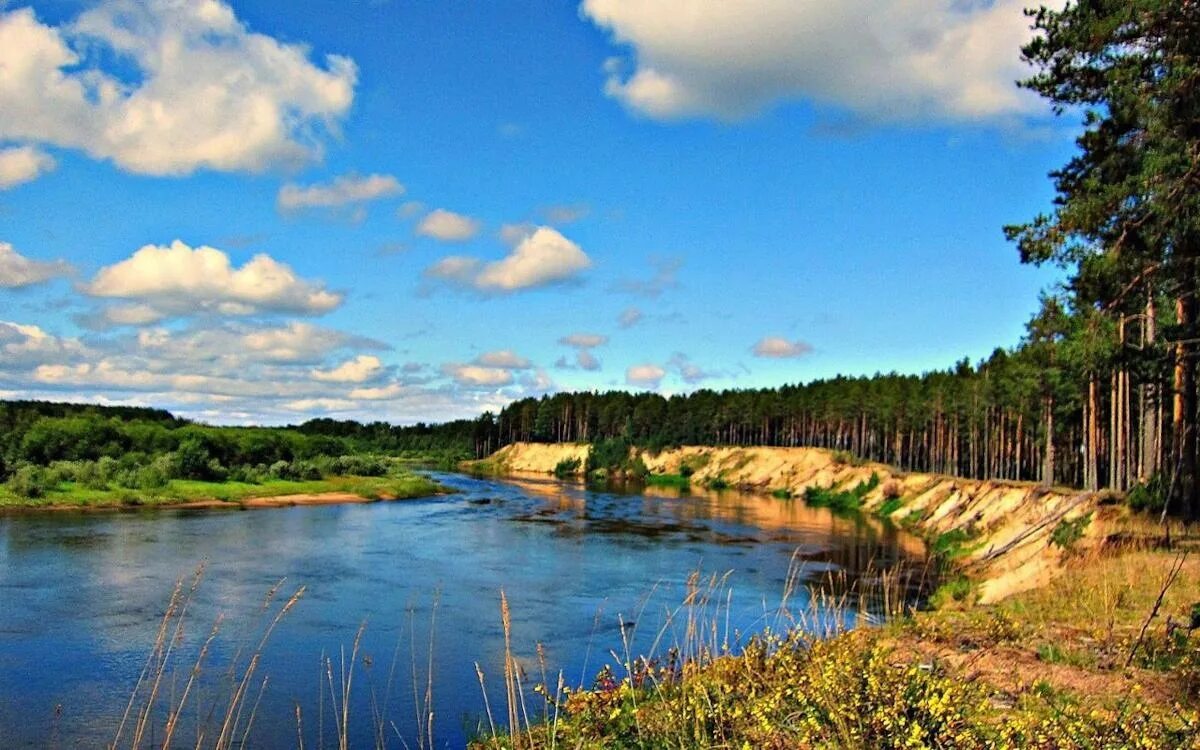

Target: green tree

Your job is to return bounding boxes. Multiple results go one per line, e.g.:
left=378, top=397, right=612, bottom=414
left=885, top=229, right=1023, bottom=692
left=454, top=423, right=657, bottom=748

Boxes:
left=1007, top=0, right=1200, bottom=516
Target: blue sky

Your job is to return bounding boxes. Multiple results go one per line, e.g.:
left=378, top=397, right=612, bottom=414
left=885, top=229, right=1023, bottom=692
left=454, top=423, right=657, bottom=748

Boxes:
left=0, top=0, right=1069, bottom=424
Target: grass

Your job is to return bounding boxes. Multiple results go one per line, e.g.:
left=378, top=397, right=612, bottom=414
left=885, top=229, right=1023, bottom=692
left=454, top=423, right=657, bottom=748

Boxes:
left=645, top=473, right=691, bottom=489
left=0, top=472, right=444, bottom=509
left=473, top=546, right=1200, bottom=749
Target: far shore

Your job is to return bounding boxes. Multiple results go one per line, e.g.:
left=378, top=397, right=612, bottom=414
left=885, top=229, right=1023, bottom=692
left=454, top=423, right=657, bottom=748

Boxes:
left=0, top=473, right=449, bottom=514
left=0, top=490, right=449, bottom=515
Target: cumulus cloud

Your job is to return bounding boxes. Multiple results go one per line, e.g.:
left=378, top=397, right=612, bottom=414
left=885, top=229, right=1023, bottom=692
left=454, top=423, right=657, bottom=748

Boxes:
left=440, top=363, right=515, bottom=388
left=0, top=317, right=524, bottom=425
left=0, top=242, right=72, bottom=288
left=0, top=320, right=90, bottom=366
left=618, top=306, right=643, bottom=329
left=626, top=363, right=665, bottom=389
left=752, top=336, right=813, bottom=359
left=0, top=2, right=356, bottom=176
left=417, top=209, right=482, bottom=242
left=474, top=350, right=532, bottom=369
left=278, top=174, right=403, bottom=214
left=84, top=240, right=342, bottom=317
left=311, top=355, right=383, bottom=383
left=425, top=227, right=591, bottom=293
left=0, top=146, right=55, bottom=189
left=583, top=0, right=1038, bottom=124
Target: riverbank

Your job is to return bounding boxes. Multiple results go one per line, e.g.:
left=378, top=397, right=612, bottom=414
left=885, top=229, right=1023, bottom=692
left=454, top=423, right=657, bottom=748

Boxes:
left=470, top=443, right=1126, bottom=603
left=0, top=472, right=446, bottom=512
left=472, top=546, right=1200, bottom=748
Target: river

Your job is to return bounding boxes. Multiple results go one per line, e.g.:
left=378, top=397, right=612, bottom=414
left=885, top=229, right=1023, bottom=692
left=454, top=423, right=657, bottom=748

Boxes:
left=0, top=471, right=927, bottom=748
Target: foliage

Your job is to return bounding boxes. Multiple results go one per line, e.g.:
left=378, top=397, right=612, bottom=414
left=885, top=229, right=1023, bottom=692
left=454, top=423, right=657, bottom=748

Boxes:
left=929, top=577, right=975, bottom=609
left=804, top=473, right=879, bottom=514
left=6, top=464, right=48, bottom=498
left=553, top=457, right=582, bottom=478
left=1050, top=513, right=1092, bottom=550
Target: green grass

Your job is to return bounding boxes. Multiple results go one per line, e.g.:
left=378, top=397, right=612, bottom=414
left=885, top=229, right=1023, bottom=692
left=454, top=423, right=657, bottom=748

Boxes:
left=0, top=472, right=444, bottom=509
left=804, top=473, right=880, bottom=513
left=771, top=488, right=793, bottom=499
left=646, top=473, right=691, bottom=489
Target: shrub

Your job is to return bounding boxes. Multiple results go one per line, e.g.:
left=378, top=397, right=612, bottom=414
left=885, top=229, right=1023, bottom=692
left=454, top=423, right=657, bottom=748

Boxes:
left=6, top=465, right=49, bottom=498
left=929, top=577, right=975, bottom=609
left=1127, top=475, right=1167, bottom=513
left=553, top=457, right=582, bottom=478
left=1050, top=512, right=1092, bottom=550
left=135, top=465, right=168, bottom=490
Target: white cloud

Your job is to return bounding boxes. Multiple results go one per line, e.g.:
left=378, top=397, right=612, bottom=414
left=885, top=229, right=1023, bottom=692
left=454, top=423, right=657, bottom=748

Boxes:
left=417, top=209, right=482, bottom=242
left=0, top=320, right=89, bottom=366
left=0, top=146, right=55, bottom=189
left=474, top=350, right=532, bottom=369
left=440, top=363, right=515, bottom=388
left=0, top=2, right=356, bottom=175
left=618, top=306, right=643, bottom=329
left=583, top=0, right=1038, bottom=123
left=84, top=240, right=342, bottom=317
left=0, top=241, right=72, bottom=288
left=626, top=363, right=665, bottom=389
left=311, top=355, right=383, bottom=383
left=752, top=336, right=813, bottom=359
left=559, top=333, right=608, bottom=349
left=348, top=382, right=405, bottom=400
left=426, top=227, right=592, bottom=293
left=103, top=304, right=166, bottom=327
left=278, top=174, right=403, bottom=212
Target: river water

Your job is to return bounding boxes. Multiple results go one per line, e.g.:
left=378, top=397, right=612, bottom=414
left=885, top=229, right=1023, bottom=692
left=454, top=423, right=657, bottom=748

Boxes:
left=0, top=472, right=927, bottom=748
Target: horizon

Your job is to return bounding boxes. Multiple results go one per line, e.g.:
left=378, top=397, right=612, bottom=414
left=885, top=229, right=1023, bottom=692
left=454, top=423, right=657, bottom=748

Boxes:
left=1, top=0, right=1069, bottom=427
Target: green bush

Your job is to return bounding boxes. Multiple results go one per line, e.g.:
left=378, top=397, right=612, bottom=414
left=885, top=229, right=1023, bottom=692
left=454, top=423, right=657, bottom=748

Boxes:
left=1050, top=512, right=1092, bottom=550
left=1127, top=475, right=1167, bottom=513
left=6, top=465, right=50, bottom=498
left=553, top=457, right=582, bottom=478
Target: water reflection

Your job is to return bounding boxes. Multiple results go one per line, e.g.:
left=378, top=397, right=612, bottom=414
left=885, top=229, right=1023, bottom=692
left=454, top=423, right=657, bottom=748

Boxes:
left=0, top=471, right=927, bottom=748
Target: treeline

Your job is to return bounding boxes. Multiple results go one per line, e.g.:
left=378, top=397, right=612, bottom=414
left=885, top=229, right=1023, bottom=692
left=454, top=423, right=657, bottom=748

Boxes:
left=467, top=310, right=1171, bottom=499
left=0, top=401, right=475, bottom=496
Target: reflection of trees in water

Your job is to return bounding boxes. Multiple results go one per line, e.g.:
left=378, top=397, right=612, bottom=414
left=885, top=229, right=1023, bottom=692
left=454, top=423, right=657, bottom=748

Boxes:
left=499, top=475, right=931, bottom=603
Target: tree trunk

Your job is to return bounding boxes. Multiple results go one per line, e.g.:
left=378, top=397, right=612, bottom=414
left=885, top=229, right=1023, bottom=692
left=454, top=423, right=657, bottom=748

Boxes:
left=1173, top=293, right=1198, bottom=517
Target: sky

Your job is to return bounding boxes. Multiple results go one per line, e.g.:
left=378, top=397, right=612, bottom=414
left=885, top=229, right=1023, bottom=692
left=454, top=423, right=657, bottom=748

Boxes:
left=0, top=0, right=1073, bottom=425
